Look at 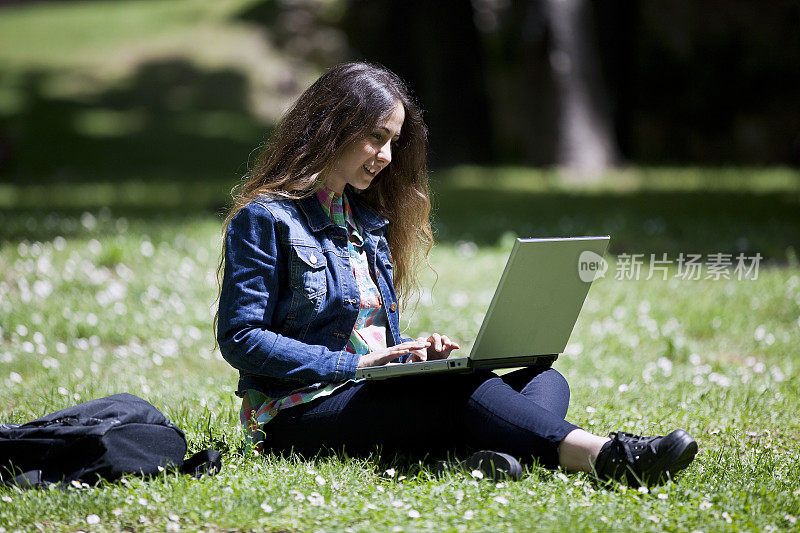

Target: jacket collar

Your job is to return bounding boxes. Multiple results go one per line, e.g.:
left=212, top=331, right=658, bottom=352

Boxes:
left=297, top=190, right=389, bottom=233
left=348, top=192, right=389, bottom=232
left=297, top=195, right=336, bottom=232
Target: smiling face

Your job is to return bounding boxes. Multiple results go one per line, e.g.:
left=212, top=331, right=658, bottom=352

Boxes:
left=324, top=102, right=405, bottom=194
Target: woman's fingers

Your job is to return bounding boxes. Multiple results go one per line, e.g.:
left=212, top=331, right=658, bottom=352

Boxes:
left=399, top=339, right=431, bottom=352
left=390, top=341, right=428, bottom=362
left=359, top=352, right=393, bottom=369
left=358, top=340, right=430, bottom=368
left=407, top=347, right=427, bottom=363
left=357, top=335, right=462, bottom=367
left=421, top=333, right=461, bottom=360
left=376, top=346, right=417, bottom=365
left=402, top=339, right=430, bottom=364
left=430, top=333, right=442, bottom=352
left=441, top=335, right=460, bottom=350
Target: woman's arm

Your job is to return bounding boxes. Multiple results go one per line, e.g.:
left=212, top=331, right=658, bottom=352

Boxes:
left=217, top=203, right=361, bottom=383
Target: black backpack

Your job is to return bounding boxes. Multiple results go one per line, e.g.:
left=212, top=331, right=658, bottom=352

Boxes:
left=0, top=393, right=221, bottom=488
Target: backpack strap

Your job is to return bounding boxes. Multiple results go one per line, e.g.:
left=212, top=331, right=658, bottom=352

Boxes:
left=1, top=469, right=44, bottom=489
left=1, top=452, right=222, bottom=488
left=178, top=449, right=221, bottom=478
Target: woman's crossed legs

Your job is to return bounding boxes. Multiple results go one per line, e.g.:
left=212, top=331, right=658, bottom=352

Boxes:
left=263, top=367, right=578, bottom=468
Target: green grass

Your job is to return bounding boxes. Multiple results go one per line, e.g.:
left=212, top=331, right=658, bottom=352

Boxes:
left=2, top=1, right=800, bottom=530
left=2, top=168, right=800, bottom=532
left=0, top=0, right=259, bottom=70
left=0, top=0, right=318, bottom=187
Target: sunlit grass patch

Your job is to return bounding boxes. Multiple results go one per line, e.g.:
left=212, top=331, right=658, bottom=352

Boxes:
left=1, top=201, right=798, bottom=530
left=434, top=165, right=800, bottom=193
left=0, top=0, right=254, bottom=70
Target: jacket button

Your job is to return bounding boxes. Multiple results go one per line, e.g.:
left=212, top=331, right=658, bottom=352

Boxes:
left=309, top=254, right=317, bottom=264
left=390, top=302, right=397, bottom=312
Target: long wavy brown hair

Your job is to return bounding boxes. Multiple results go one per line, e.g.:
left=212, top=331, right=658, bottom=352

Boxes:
left=215, top=62, right=433, bottom=325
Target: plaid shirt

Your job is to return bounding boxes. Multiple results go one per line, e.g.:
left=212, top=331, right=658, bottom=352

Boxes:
left=317, top=185, right=388, bottom=355
left=240, top=187, right=388, bottom=449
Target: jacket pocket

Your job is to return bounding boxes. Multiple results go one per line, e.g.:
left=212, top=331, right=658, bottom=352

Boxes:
left=290, top=244, right=327, bottom=308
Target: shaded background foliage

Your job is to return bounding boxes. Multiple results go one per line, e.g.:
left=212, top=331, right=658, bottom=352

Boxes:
left=243, top=0, right=800, bottom=166
left=0, top=0, right=798, bottom=183
left=0, top=0, right=798, bottom=261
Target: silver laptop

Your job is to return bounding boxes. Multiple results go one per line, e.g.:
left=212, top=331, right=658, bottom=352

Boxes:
left=355, top=236, right=610, bottom=380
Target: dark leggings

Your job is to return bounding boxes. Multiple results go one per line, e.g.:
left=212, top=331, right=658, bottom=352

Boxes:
left=263, top=367, right=579, bottom=468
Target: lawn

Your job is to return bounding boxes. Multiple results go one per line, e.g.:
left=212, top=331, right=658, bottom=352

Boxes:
left=1, top=0, right=800, bottom=531
left=1, top=168, right=799, bottom=532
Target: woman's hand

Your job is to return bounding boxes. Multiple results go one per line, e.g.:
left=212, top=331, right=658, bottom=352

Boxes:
left=357, top=339, right=431, bottom=368
left=406, top=333, right=460, bottom=363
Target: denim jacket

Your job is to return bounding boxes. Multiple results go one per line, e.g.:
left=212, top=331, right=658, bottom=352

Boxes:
left=216, top=193, right=406, bottom=398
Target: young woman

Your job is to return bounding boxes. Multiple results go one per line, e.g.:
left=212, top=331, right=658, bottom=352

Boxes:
left=215, top=62, right=697, bottom=484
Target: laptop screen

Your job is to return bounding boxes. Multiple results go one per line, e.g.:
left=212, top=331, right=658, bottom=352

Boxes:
left=469, top=237, right=610, bottom=360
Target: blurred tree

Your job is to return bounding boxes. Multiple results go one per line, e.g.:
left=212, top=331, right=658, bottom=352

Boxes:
left=470, top=0, right=619, bottom=174
left=543, top=0, right=618, bottom=173
left=343, top=0, right=619, bottom=174
left=342, top=0, right=494, bottom=166
left=5, top=0, right=796, bottom=173
left=617, top=0, right=800, bottom=165
left=341, top=0, right=799, bottom=168
left=476, top=0, right=559, bottom=165
left=590, top=0, right=638, bottom=162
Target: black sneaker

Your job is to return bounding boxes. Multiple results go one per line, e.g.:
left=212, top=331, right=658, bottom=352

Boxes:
left=594, top=429, right=698, bottom=487
left=437, top=450, right=524, bottom=481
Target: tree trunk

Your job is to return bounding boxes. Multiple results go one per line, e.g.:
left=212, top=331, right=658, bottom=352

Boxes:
left=544, top=0, right=618, bottom=177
